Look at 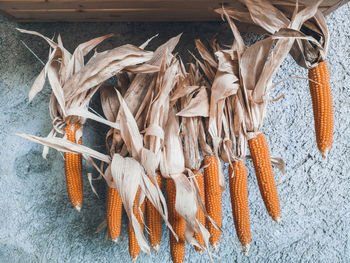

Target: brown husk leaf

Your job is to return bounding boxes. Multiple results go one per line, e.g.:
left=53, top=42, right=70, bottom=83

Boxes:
left=217, top=0, right=327, bottom=68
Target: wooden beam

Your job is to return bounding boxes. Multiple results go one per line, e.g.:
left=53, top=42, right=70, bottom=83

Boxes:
left=0, top=0, right=348, bottom=22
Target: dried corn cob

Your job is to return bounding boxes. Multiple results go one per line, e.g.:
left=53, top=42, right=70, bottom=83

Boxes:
left=107, top=186, right=123, bottom=242
left=248, top=133, right=281, bottom=222
left=229, top=160, right=251, bottom=254
left=167, top=178, right=185, bottom=263
left=308, top=61, right=334, bottom=158
left=203, top=155, right=222, bottom=249
left=193, top=169, right=205, bottom=252
left=146, top=173, right=163, bottom=252
left=64, top=123, right=83, bottom=211
left=128, top=190, right=146, bottom=261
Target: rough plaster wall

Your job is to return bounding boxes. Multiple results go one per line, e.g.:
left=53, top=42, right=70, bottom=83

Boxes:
left=0, top=4, right=349, bottom=263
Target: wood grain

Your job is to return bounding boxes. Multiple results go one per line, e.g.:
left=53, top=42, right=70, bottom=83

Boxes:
left=0, top=0, right=348, bottom=22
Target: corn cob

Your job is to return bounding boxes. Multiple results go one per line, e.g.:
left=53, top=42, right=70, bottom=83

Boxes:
left=128, top=190, right=146, bottom=261
left=203, top=155, right=222, bottom=249
left=64, top=123, right=83, bottom=211
left=308, top=61, right=334, bottom=158
left=229, top=160, right=251, bottom=254
left=248, top=133, right=281, bottom=222
left=146, top=173, right=163, bottom=252
left=193, top=169, right=205, bottom=252
left=107, top=186, right=123, bottom=242
left=166, top=178, right=185, bottom=263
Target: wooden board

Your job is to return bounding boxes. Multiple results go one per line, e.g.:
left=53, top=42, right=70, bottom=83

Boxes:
left=0, top=0, right=348, bottom=22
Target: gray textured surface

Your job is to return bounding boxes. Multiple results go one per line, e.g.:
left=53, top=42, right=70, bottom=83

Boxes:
left=1, top=5, right=350, bottom=263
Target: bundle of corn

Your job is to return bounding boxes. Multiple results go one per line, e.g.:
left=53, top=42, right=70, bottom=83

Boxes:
left=16, top=2, right=332, bottom=260
left=218, top=0, right=333, bottom=158
left=97, top=36, right=184, bottom=260
left=18, top=34, right=211, bottom=262
left=16, top=29, right=156, bottom=211
left=190, top=39, right=225, bottom=250
left=203, top=4, right=322, bottom=253
left=99, top=34, right=180, bottom=256
left=16, top=32, right=178, bottom=261
left=175, top=62, right=210, bottom=252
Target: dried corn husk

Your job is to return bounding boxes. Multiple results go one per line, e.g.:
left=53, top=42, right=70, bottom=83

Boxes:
left=142, top=53, right=179, bottom=176
left=122, top=34, right=181, bottom=119
left=217, top=4, right=321, bottom=136
left=17, top=29, right=156, bottom=161
left=175, top=62, right=208, bottom=171
left=216, top=0, right=329, bottom=68
left=115, top=90, right=177, bottom=251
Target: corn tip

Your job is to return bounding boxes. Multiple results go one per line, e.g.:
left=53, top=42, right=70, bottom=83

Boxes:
left=152, top=245, right=160, bottom=254
left=213, top=242, right=220, bottom=251
left=321, top=149, right=329, bottom=159
left=243, top=243, right=250, bottom=256
left=75, top=205, right=81, bottom=212
left=132, top=256, right=138, bottom=263
left=112, top=238, right=119, bottom=243
left=275, top=216, right=282, bottom=224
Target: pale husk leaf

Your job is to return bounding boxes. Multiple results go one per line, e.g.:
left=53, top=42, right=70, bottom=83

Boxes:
left=144, top=55, right=179, bottom=156
left=27, top=48, right=60, bottom=102
left=17, top=28, right=58, bottom=49
left=176, top=88, right=209, bottom=118
left=242, top=0, right=290, bottom=33
left=63, top=44, right=153, bottom=99
left=271, top=156, right=286, bottom=174
left=195, top=39, right=218, bottom=69
left=139, top=34, right=159, bottom=50
left=170, top=85, right=200, bottom=106
left=66, top=107, right=120, bottom=130
left=63, top=33, right=115, bottom=82
left=123, top=34, right=181, bottom=117
left=110, top=154, right=150, bottom=254
left=182, top=118, right=201, bottom=170
left=100, top=85, right=119, bottom=122
left=116, top=91, right=143, bottom=159
left=16, top=134, right=110, bottom=163
left=47, top=61, right=66, bottom=116
left=218, top=1, right=327, bottom=69
left=123, top=64, right=160, bottom=74
left=160, top=108, right=185, bottom=177
left=198, top=119, right=213, bottom=157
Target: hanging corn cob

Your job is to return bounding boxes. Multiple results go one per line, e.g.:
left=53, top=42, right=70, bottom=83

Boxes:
left=166, top=178, right=186, bottom=263
left=192, top=170, right=206, bottom=252
left=248, top=133, right=281, bottom=221
left=229, top=160, right=251, bottom=253
left=16, top=29, right=118, bottom=210
left=308, top=61, right=333, bottom=158
left=146, top=173, right=163, bottom=252
left=106, top=186, right=123, bottom=242
left=203, top=155, right=221, bottom=248
left=222, top=92, right=252, bottom=254
left=129, top=189, right=146, bottom=261
left=64, top=123, right=83, bottom=210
